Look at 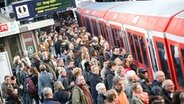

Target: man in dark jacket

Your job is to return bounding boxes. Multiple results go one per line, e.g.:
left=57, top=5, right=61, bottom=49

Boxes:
left=65, top=59, right=75, bottom=85
left=89, top=65, right=102, bottom=104
left=110, top=47, right=120, bottom=61
left=42, top=87, right=60, bottom=104
left=151, top=71, right=165, bottom=96
left=137, top=68, right=151, bottom=95
left=104, top=61, right=116, bottom=90
left=161, top=79, right=175, bottom=104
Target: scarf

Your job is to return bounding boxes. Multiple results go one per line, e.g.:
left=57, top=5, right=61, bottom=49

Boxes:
left=79, top=84, right=93, bottom=104
left=133, top=92, right=149, bottom=104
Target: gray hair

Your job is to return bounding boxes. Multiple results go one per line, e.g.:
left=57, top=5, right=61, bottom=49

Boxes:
left=125, top=70, right=136, bottom=81
left=43, top=87, right=53, bottom=98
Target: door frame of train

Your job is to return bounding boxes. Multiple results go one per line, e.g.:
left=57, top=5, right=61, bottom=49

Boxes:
left=152, top=36, right=174, bottom=80
left=125, top=28, right=153, bottom=80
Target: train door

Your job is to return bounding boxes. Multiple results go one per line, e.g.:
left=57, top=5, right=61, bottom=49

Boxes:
left=152, top=37, right=172, bottom=79
left=126, top=29, right=153, bottom=79
left=167, top=40, right=184, bottom=89
left=109, top=25, right=125, bottom=48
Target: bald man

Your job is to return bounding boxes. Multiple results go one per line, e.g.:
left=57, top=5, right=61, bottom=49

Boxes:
left=151, top=71, right=165, bottom=96
left=161, top=79, right=175, bottom=104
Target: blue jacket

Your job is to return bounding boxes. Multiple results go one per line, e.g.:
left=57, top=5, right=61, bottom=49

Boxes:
left=38, top=71, right=53, bottom=96
left=42, top=98, right=60, bottom=104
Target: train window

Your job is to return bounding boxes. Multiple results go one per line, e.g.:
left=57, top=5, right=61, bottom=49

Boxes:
left=105, top=25, right=111, bottom=44
left=181, top=49, right=184, bottom=62
left=119, top=31, right=125, bottom=48
left=133, top=35, right=142, bottom=63
left=111, top=28, right=119, bottom=46
left=92, top=20, right=98, bottom=36
left=123, top=31, right=130, bottom=52
left=156, top=41, right=170, bottom=79
left=85, top=18, right=92, bottom=33
left=139, top=36, right=149, bottom=66
left=99, top=23, right=106, bottom=40
left=128, top=32, right=137, bottom=60
left=170, top=46, right=184, bottom=87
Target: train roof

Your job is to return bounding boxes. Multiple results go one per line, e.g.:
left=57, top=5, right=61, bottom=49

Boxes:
left=110, top=1, right=184, bottom=17
left=77, top=1, right=184, bottom=36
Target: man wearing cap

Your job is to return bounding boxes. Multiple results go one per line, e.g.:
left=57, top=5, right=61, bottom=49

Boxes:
left=137, top=68, right=151, bottom=95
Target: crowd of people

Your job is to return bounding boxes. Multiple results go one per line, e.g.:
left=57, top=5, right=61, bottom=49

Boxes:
left=0, top=14, right=184, bottom=104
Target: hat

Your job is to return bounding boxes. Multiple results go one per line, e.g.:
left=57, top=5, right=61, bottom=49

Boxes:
left=137, top=68, right=147, bottom=74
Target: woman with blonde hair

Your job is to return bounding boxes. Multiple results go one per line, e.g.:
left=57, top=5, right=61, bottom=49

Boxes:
left=105, top=89, right=118, bottom=104
left=53, top=81, right=69, bottom=104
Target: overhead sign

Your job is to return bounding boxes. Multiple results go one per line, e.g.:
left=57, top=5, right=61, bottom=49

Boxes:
left=12, top=0, right=35, bottom=21
left=0, top=22, right=20, bottom=38
left=34, top=0, right=75, bottom=15
left=12, top=0, right=75, bottom=21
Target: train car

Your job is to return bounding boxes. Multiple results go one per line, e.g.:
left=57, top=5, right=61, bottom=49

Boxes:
left=76, top=0, right=184, bottom=90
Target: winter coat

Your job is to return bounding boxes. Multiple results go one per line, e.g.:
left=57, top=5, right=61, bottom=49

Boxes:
left=38, top=71, right=53, bottom=96
left=42, top=98, right=60, bottom=104
left=89, top=73, right=102, bottom=104
left=131, top=96, right=144, bottom=104
left=72, top=86, right=88, bottom=104
left=53, top=89, right=69, bottom=104
left=104, top=69, right=115, bottom=90
left=97, top=94, right=106, bottom=104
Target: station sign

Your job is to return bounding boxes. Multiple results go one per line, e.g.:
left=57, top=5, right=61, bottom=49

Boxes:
left=34, top=0, right=75, bottom=15
left=12, top=0, right=75, bottom=21
left=0, top=22, right=19, bottom=38
left=12, top=0, right=35, bottom=21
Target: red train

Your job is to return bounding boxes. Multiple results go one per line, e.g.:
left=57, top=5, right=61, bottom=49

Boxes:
left=76, top=1, right=184, bottom=90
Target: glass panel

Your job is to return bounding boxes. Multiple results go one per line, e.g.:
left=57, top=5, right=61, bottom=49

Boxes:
left=111, top=28, right=119, bottom=47
left=99, top=23, right=105, bottom=39
left=128, top=32, right=137, bottom=60
left=139, top=36, right=149, bottom=66
left=170, top=46, right=184, bottom=87
left=156, top=41, right=170, bottom=79
left=123, top=31, right=129, bottom=52
left=92, top=20, right=98, bottom=36
left=85, top=18, right=91, bottom=33
left=133, top=35, right=142, bottom=63
left=119, top=30, right=124, bottom=48
left=0, top=38, right=5, bottom=52
left=105, top=26, right=111, bottom=44
left=8, top=36, right=20, bottom=60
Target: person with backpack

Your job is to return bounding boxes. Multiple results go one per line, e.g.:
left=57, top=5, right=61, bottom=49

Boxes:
left=29, top=67, right=40, bottom=104
left=21, top=65, right=32, bottom=104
